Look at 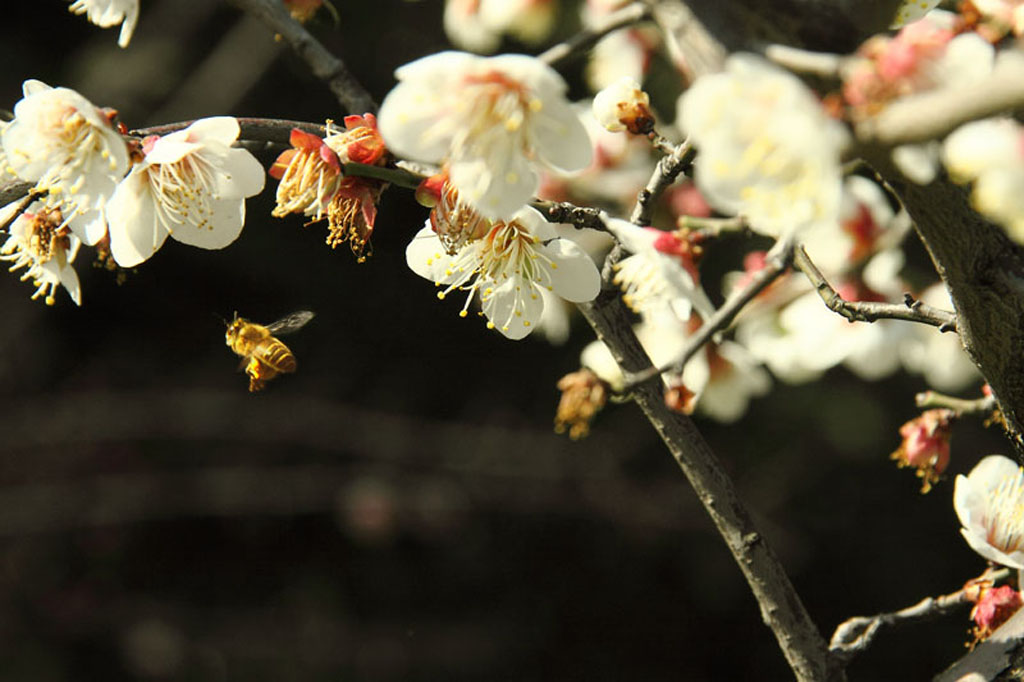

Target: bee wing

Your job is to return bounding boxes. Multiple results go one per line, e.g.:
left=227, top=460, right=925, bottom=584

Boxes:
left=265, top=310, right=315, bottom=336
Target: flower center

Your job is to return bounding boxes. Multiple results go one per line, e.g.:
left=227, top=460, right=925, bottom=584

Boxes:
left=983, top=469, right=1024, bottom=554
left=272, top=148, right=341, bottom=220
left=435, top=218, right=556, bottom=322
left=146, top=151, right=221, bottom=231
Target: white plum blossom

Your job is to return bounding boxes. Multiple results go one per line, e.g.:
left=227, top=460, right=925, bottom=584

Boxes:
left=105, top=117, right=265, bottom=267
left=0, top=201, right=82, bottom=306
left=603, top=216, right=715, bottom=323
left=378, top=51, right=592, bottom=220
left=955, top=455, right=1024, bottom=569
left=68, top=0, right=140, bottom=47
left=406, top=205, right=600, bottom=340
left=943, top=117, right=1024, bottom=242
left=443, top=0, right=556, bottom=53
left=677, top=54, right=849, bottom=238
left=2, top=79, right=129, bottom=245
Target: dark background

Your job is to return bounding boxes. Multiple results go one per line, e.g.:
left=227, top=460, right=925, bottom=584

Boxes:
left=0, top=1, right=1007, bottom=679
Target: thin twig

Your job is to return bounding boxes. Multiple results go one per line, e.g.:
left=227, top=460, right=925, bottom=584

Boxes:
left=133, top=118, right=424, bottom=187
left=916, top=390, right=999, bottom=416
left=0, top=191, right=41, bottom=233
left=763, top=44, right=844, bottom=78
left=225, top=0, right=377, bottom=114
left=829, top=567, right=1010, bottom=664
left=620, top=237, right=795, bottom=391
left=0, top=180, right=34, bottom=208
left=678, top=214, right=748, bottom=236
left=631, top=139, right=695, bottom=225
left=538, top=2, right=652, bottom=66
left=793, top=246, right=958, bottom=332
left=132, top=117, right=326, bottom=144
left=534, top=200, right=608, bottom=232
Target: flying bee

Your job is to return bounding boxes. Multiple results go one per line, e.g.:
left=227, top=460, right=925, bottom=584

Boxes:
left=224, top=310, right=314, bottom=392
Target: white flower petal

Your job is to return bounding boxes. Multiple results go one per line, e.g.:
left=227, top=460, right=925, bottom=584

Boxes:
left=482, top=277, right=545, bottom=339
left=106, top=170, right=169, bottom=267
left=537, top=238, right=600, bottom=302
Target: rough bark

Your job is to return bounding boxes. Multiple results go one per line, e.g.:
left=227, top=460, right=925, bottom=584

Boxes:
left=871, top=158, right=1024, bottom=452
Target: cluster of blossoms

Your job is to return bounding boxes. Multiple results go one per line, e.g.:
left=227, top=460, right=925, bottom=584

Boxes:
left=375, top=51, right=604, bottom=339
left=841, top=10, right=994, bottom=183
left=406, top=174, right=600, bottom=340
left=269, top=115, right=388, bottom=262
left=0, top=79, right=264, bottom=303
left=378, top=51, right=592, bottom=220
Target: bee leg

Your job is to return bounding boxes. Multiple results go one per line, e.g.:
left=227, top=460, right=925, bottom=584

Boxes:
left=245, top=358, right=265, bottom=392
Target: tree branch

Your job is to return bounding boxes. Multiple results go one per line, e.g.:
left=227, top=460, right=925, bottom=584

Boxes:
left=576, top=279, right=839, bottom=681
left=915, top=390, right=999, bottom=416
left=538, top=2, right=652, bottom=66
left=793, top=246, right=958, bottom=332
left=866, top=154, right=1024, bottom=455
left=829, top=568, right=1009, bottom=665
left=630, top=139, right=695, bottom=225
left=621, top=236, right=794, bottom=391
left=856, top=52, right=1024, bottom=148
left=225, top=0, right=377, bottom=114
left=534, top=200, right=608, bottom=232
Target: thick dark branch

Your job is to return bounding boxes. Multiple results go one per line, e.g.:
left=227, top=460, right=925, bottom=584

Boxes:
left=867, top=155, right=1024, bottom=455
left=576, top=282, right=838, bottom=681
left=630, top=139, right=695, bottom=225
left=793, top=246, right=958, bottom=332
left=829, top=568, right=1009, bottom=665
left=538, top=2, right=652, bottom=66
left=225, top=0, right=377, bottom=114
left=621, top=237, right=794, bottom=391
left=857, top=53, right=1024, bottom=147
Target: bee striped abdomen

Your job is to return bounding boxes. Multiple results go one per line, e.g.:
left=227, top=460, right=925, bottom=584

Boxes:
left=258, top=341, right=297, bottom=373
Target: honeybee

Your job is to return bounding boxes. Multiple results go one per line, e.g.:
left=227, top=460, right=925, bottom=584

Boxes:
left=224, top=310, right=314, bottom=392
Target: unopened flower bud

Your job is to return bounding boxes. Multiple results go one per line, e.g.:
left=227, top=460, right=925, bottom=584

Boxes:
left=664, top=379, right=696, bottom=415
left=592, top=77, right=655, bottom=135
left=890, top=408, right=955, bottom=493
left=555, top=368, right=609, bottom=440
left=969, top=584, right=1023, bottom=646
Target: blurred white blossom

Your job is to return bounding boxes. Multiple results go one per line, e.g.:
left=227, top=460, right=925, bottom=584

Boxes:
left=2, top=79, right=129, bottom=245
left=68, top=0, right=140, bottom=48
left=378, top=51, right=591, bottom=220
left=943, top=117, right=1024, bottom=242
left=678, top=54, right=848, bottom=238
left=443, top=0, right=555, bottom=53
